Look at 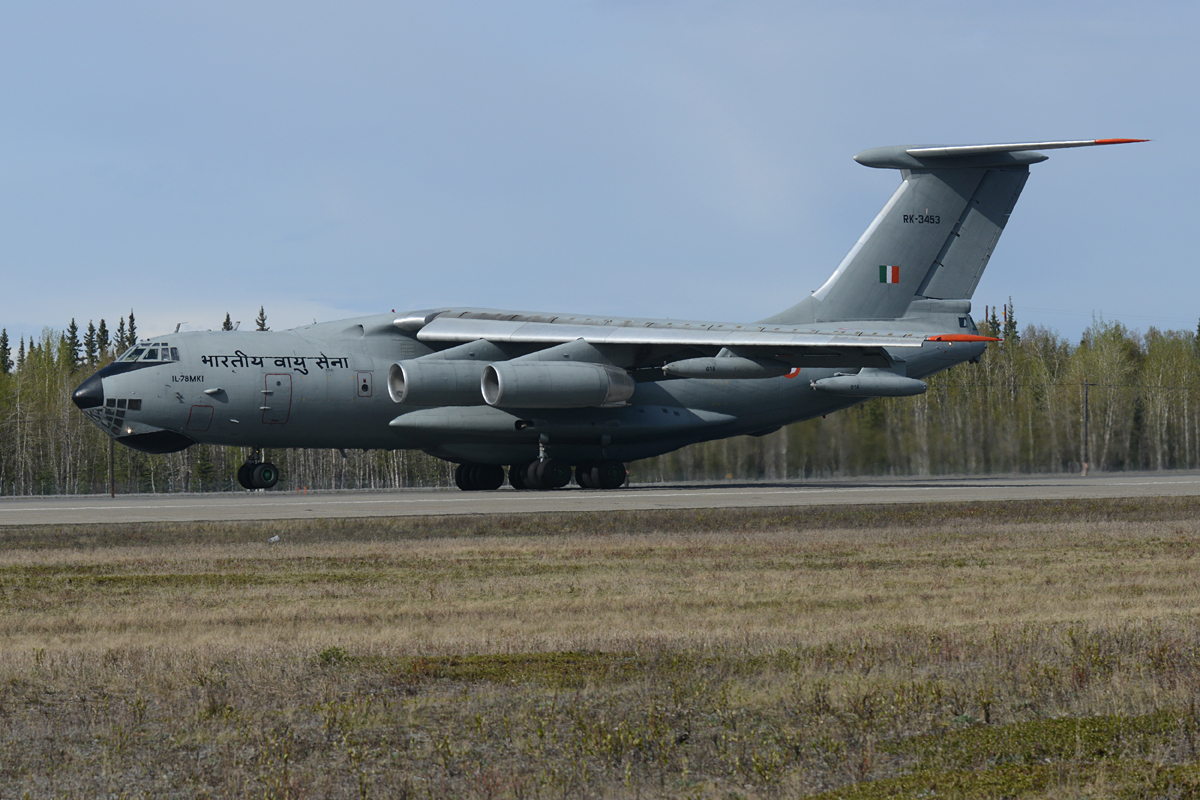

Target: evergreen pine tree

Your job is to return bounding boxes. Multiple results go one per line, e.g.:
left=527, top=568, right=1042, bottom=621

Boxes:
left=17, top=337, right=24, bottom=369
left=97, top=319, right=110, bottom=359
left=255, top=306, right=269, bottom=331
left=84, top=321, right=97, bottom=366
left=0, top=328, right=9, bottom=374
left=222, top=312, right=234, bottom=331
left=1002, top=297, right=1020, bottom=346
left=127, top=309, right=137, bottom=347
left=65, top=318, right=82, bottom=371
left=115, top=317, right=126, bottom=353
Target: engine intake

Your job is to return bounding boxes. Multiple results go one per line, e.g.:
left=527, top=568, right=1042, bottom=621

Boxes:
left=482, top=362, right=635, bottom=408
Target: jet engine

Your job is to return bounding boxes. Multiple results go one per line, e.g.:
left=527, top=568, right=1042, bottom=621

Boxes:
left=388, top=360, right=488, bottom=406
left=481, top=362, right=635, bottom=408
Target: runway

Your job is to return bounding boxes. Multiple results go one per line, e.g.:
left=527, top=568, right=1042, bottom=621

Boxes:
left=1, top=471, right=1198, bottom=526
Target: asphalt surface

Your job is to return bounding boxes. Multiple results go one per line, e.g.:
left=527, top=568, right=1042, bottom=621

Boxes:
left=1, top=472, right=1198, bottom=526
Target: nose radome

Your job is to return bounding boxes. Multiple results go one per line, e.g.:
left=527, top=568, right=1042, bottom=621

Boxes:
left=72, top=373, right=104, bottom=410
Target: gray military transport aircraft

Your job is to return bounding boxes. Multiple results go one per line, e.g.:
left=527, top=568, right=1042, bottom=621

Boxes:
left=72, top=138, right=1143, bottom=491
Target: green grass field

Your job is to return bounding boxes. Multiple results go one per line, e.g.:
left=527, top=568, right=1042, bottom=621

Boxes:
left=3, top=498, right=1200, bottom=798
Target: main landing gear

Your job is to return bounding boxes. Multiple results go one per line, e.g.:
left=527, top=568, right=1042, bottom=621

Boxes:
left=454, top=463, right=506, bottom=491
left=238, top=448, right=280, bottom=490
left=454, top=460, right=627, bottom=491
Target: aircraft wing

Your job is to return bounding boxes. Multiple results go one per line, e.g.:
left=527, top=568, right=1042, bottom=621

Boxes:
left=399, top=309, right=987, bottom=372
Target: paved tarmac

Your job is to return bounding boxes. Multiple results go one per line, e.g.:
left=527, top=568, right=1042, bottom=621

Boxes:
left=1, top=472, right=1197, bottom=526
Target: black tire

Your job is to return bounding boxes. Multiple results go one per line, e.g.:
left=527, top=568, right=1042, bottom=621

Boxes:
left=509, top=464, right=530, bottom=490
left=252, top=462, right=280, bottom=489
left=597, top=461, right=628, bottom=490
left=524, top=460, right=543, bottom=490
left=575, top=462, right=596, bottom=489
left=237, top=464, right=254, bottom=490
left=454, top=463, right=468, bottom=490
left=475, top=464, right=505, bottom=491
left=536, top=458, right=572, bottom=489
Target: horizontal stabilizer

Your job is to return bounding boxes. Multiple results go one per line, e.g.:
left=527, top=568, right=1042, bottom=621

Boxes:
left=855, top=138, right=1147, bottom=170
left=907, top=139, right=1148, bottom=158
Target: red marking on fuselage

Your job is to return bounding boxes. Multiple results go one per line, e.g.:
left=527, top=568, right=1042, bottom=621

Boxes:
left=785, top=368, right=801, bottom=379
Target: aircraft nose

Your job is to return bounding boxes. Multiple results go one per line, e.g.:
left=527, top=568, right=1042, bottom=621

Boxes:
left=71, top=373, right=104, bottom=410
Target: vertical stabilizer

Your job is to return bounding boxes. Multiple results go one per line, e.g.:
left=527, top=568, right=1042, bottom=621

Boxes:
left=763, top=138, right=1146, bottom=325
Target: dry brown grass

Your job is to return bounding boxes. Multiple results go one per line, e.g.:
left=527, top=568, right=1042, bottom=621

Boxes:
left=2, top=498, right=1200, bottom=797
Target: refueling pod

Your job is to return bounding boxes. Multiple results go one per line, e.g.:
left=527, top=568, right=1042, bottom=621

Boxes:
left=810, top=368, right=927, bottom=397
left=663, top=355, right=791, bottom=379
left=482, top=362, right=635, bottom=408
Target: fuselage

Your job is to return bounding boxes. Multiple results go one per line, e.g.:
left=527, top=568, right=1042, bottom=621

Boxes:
left=72, top=311, right=984, bottom=466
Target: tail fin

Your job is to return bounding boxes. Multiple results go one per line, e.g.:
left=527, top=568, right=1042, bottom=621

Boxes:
left=764, top=139, right=1146, bottom=324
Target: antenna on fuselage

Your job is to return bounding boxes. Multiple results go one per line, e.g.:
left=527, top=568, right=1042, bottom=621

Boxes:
left=234, top=321, right=241, bottom=330
left=174, top=322, right=187, bottom=333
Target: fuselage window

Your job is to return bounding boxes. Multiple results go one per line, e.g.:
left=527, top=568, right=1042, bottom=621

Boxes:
left=146, top=349, right=159, bottom=361
left=128, top=399, right=142, bottom=411
left=170, top=347, right=179, bottom=361
left=124, top=348, right=146, bottom=362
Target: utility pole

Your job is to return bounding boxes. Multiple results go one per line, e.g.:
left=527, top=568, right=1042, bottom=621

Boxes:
left=1082, top=378, right=1093, bottom=476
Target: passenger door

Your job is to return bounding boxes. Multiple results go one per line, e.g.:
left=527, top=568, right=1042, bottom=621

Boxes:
left=262, top=374, right=292, bottom=424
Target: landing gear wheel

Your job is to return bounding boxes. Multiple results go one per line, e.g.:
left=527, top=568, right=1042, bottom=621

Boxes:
left=509, top=463, right=531, bottom=490
left=596, top=460, right=628, bottom=490
left=575, top=461, right=597, bottom=489
left=237, top=463, right=254, bottom=490
left=252, top=463, right=279, bottom=489
left=455, top=463, right=506, bottom=491
left=474, top=464, right=505, bottom=491
left=454, top=464, right=467, bottom=491
left=526, top=458, right=570, bottom=490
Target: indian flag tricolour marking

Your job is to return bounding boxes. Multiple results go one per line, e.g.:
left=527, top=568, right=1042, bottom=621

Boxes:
left=879, top=265, right=900, bottom=284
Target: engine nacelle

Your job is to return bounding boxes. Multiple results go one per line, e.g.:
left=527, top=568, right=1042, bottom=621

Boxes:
left=482, top=362, right=635, bottom=408
left=388, top=360, right=488, bottom=406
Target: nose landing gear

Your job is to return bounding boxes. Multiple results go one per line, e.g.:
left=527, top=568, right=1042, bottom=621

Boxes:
left=238, top=448, right=280, bottom=490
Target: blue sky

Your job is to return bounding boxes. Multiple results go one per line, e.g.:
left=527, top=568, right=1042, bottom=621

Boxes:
left=0, top=1, right=1193, bottom=345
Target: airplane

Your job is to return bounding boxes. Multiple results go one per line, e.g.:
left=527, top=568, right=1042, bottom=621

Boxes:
left=71, top=138, right=1144, bottom=491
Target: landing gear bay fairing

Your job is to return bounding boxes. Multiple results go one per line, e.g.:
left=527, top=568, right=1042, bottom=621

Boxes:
left=72, top=139, right=1143, bottom=491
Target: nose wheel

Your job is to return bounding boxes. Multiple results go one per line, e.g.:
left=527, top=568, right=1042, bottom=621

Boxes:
left=238, top=449, right=280, bottom=490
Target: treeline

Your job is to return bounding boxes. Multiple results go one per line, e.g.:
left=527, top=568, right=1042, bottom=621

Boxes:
left=639, top=308, right=1200, bottom=481
left=1, top=306, right=1198, bottom=495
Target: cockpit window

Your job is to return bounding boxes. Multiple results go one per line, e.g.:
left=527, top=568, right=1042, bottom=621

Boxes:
left=118, top=343, right=179, bottom=363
